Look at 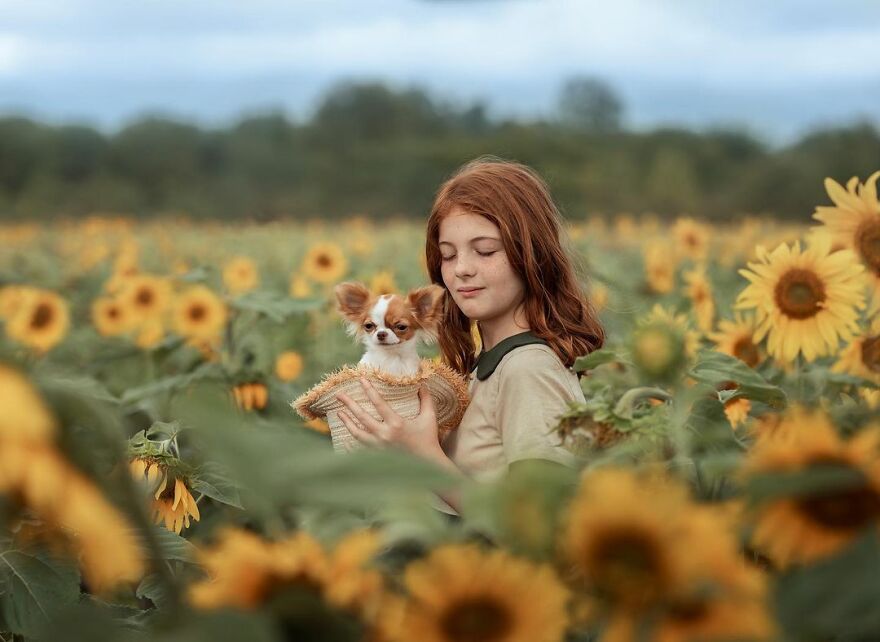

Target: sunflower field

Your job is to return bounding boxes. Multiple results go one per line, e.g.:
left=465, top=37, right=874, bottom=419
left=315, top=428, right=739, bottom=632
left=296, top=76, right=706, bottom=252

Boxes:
left=1, top=172, right=880, bottom=642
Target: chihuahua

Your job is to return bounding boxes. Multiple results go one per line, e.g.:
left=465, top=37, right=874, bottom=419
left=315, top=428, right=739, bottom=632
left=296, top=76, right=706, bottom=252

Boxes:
left=334, top=281, right=446, bottom=377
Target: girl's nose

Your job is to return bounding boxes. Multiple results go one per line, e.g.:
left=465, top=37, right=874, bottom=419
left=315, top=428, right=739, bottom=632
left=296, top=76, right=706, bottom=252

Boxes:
left=454, top=254, right=476, bottom=277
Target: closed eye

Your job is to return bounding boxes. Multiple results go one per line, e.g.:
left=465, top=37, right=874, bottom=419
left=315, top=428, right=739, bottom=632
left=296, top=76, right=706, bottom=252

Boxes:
left=476, top=251, right=496, bottom=257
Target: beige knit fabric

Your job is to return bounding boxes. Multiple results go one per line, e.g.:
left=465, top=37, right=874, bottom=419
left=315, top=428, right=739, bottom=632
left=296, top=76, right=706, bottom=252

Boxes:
left=292, top=360, right=469, bottom=452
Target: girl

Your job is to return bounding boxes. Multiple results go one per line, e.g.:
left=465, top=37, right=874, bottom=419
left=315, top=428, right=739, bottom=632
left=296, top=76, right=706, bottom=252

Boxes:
left=335, top=157, right=605, bottom=513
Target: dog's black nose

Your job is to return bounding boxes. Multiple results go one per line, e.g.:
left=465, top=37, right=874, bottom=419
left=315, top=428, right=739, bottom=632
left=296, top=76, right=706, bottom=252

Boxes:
left=377, top=331, right=387, bottom=340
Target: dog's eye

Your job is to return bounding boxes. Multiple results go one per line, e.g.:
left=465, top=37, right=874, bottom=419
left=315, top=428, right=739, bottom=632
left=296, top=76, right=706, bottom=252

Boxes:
left=363, top=322, right=376, bottom=331
left=395, top=324, right=408, bottom=332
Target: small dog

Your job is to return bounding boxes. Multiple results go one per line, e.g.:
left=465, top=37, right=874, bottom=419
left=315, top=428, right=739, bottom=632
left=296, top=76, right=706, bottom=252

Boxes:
left=334, top=281, right=445, bottom=377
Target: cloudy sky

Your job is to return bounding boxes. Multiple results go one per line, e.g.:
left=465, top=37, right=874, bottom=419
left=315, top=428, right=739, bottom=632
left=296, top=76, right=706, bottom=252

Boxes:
left=1, top=0, right=878, bottom=143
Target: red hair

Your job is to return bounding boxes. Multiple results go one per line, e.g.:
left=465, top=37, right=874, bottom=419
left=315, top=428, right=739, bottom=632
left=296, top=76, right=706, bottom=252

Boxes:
left=425, top=157, right=605, bottom=375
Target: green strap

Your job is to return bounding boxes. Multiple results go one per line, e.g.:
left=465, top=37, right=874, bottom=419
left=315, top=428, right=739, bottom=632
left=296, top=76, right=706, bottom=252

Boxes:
left=472, top=331, right=549, bottom=381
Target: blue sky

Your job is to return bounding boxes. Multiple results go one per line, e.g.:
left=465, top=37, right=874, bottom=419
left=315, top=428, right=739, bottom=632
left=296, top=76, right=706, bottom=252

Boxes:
left=1, top=0, right=878, bottom=143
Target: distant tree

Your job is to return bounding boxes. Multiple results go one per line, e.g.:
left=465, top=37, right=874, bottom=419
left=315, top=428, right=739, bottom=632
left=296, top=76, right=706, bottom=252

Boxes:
left=558, top=76, right=624, bottom=133
left=312, top=82, right=447, bottom=144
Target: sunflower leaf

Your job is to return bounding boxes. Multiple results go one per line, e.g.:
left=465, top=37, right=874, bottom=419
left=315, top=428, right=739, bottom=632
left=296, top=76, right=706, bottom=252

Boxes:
left=0, top=549, right=80, bottom=637
left=190, top=462, right=244, bottom=509
left=689, top=350, right=787, bottom=409
left=745, top=465, right=868, bottom=502
left=232, top=291, right=323, bottom=322
left=775, top=531, right=880, bottom=639
left=573, top=348, right=624, bottom=372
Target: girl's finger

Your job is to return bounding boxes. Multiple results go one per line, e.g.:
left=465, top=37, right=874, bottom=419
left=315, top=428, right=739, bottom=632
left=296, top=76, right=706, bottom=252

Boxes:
left=339, top=409, right=380, bottom=446
left=336, top=392, right=384, bottom=433
left=359, top=378, right=398, bottom=423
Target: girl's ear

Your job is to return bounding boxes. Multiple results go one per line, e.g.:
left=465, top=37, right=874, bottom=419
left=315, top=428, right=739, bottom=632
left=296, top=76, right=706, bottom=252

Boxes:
left=408, top=285, right=445, bottom=326
left=334, top=282, right=371, bottom=319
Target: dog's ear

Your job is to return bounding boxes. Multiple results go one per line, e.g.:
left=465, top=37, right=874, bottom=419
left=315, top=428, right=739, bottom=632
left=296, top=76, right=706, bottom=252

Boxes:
left=334, top=282, right=372, bottom=318
left=408, top=285, right=445, bottom=327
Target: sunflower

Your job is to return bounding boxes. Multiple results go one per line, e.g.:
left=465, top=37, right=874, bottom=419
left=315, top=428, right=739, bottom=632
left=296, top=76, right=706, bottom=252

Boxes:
left=232, top=382, right=268, bottom=411
left=289, top=273, right=313, bottom=298
left=275, top=350, right=304, bottom=381
left=723, top=397, right=752, bottom=429
left=0, top=364, right=56, bottom=444
left=591, top=283, right=609, bottom=313
left=741, top=406, right=880, bottom=566
left=401, top=543, right=569, bottom=642
left=172, top=285, right=228, bottom=341
left=735, top=238, right=865, bottom=363
left=630, top=305, right=700, bottom=381
left=369, top=270, right=398, bottom=296
left=643, top=241, right=676, bottom=294
left=5, top=289, right=70, bottom=352
left=301, top=242, right=349, bottom=284
left=561, top=469, right=692, bottom=611
left=812, top=171, right=880, bottom=298
left=672, top=217, right=710, bottom=261
left=682, top=265, right=714, bottom=333
left=0, top=285, right=31, bottom=320
left=135, top=317, right=166, bottom=349
left=349, top=236, right=375, bottom=258
left=0, top=372, right=143, bottom=591
left=573, top=481, right=774, bottom=642
left=708, top=314, right=764, bottom=369
left=303, top=417, right=331, bottom=435
left=119, top=274, right=172, bottom=322
left=831, top=316, right=880, bottom=390
left=130, top=458, right=201, bottom=534
left=91, top=297, right=134, bottom=337
left=223, top=256, right=259, bottom=295
left=189, top=529, right=398, bottom=640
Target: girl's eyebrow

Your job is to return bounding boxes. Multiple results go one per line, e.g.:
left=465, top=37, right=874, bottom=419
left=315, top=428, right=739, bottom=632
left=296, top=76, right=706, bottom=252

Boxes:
left=438, top=236, right=501, bottom=246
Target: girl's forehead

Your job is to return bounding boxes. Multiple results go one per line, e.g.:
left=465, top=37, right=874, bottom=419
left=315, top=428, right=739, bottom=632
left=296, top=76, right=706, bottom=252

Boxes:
left=438, top=211, right=500, bottom=242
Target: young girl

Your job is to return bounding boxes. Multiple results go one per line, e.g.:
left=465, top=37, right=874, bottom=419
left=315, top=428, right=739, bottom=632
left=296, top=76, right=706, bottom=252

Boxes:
left=335, top=157, right=605, bottom=513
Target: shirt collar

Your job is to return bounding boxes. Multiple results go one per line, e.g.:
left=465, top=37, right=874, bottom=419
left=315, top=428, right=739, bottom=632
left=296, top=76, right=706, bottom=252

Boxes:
left=471, top=331, right=549, bottom=381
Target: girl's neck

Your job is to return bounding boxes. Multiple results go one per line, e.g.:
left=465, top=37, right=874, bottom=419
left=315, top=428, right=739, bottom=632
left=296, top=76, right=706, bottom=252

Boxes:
left=479, top=309, right=530, bottom=352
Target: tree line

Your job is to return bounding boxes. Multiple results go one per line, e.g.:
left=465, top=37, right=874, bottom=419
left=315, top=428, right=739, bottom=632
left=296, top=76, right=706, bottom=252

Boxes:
left=1, top=78, right=878, bottom=221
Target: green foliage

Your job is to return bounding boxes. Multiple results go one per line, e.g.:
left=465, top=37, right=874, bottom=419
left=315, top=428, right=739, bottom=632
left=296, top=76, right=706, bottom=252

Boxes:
left=2, top=82, right=878, bottom=220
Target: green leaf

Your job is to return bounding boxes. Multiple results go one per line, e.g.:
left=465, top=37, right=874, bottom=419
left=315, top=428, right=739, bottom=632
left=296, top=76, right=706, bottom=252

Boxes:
left=232, top=291, right=324, bottom=322
left=775, top=531, right=880, bottom=639
left=191, top=461, right=244, bottom=509
left=172, top=384, right=455, bottom=517
left=574, top=348, right=622, bottom=372
left=120, top=362, right=222, bottom=406
left=0, top=550, right=80, bottom=637
left=146, top=420, right=181, bottom=442
left=689, top=350, right=787, bottom=409
left=745, top=465, right=868, bottom=503
left=144, top=526, right=198, bottom=563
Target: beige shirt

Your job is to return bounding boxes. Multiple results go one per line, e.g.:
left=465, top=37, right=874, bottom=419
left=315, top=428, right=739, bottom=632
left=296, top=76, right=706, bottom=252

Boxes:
left=442, top=343, right=583, bottom=483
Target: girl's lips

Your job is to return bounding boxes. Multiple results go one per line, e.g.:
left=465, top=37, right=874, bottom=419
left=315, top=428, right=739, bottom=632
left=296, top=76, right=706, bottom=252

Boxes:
left=458, top=287, right=483, bottom=298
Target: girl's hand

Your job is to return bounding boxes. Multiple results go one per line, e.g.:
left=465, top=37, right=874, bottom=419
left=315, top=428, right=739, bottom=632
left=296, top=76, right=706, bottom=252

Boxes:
left=335, top=378, right=442, bottom=460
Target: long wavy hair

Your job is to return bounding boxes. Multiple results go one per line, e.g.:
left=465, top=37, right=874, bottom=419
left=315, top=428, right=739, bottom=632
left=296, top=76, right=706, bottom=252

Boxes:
left=425, top=156, right=605, bottom=376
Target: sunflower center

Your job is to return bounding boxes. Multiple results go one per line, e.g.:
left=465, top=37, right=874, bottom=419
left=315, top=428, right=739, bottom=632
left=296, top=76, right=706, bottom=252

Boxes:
left=188, top=304, right=207, bottom=322
left=732, top=336, right=760, bottom=368
left=861, top=336, right=880, bottom=374
left=136, top=287, right=154, bottom=307
left=774, top=269, right=826, bottom=320
left=108, top=306, right=120, bottom=320
left=590, top=530, right=666, bottom=604
left=855, top=218, right=880, bottom=275
left=667, top=597, right=711, bottom=623
left=30, top=303, right=54, bottom=329
left=316, top=253, right=332, bottom=268
left=441, top=598, right=512, bottom=642
left=797, top=477, right=880, bottom=531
